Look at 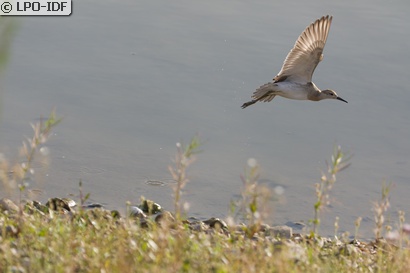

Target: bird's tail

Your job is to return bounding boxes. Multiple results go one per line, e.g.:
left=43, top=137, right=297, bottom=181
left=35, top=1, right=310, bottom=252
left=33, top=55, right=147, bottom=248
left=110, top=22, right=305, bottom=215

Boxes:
left=241, top=83, right=275, bottom=109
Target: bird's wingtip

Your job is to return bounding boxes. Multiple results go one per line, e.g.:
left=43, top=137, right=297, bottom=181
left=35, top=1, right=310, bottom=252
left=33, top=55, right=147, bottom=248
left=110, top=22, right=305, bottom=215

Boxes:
left=241, top=100, right=257, bottom=109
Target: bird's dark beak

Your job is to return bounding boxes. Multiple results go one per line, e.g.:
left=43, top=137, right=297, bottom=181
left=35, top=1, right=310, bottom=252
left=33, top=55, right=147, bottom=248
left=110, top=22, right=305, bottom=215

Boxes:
left=337, top=97, right=348, bottom=103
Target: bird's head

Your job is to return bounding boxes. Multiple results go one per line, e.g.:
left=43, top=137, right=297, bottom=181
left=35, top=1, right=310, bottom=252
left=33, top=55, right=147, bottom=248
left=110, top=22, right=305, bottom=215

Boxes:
left=321, top=89, right=348, bottom=103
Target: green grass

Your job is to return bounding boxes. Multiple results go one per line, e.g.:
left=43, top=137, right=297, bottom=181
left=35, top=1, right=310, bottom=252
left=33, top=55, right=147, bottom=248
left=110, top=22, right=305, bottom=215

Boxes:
left=0, top=204, right=409, bottom=272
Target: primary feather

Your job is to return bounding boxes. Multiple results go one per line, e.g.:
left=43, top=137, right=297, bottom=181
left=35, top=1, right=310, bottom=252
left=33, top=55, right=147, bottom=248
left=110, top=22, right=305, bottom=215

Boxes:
left=274, top=15, right=332, bottom=84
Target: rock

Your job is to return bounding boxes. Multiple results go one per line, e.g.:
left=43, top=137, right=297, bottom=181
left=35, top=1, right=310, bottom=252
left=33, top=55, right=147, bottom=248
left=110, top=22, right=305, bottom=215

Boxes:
left=32, top=201, right=49, bottom=213
left=183, top=218, right=208, bottom=232
left=189, top=221, right=208, bottom=232
left=0, top=198, right=19, bottom=213
left=259, top=224, right=270, bottom=232
left=155, top=211, right=175, bottom=225
left=62, top=198, right=76, bottom=208
left=285, top=221, right=306, bottom=232
left=82, top=203, right=104, bottom=209
left=139, top=199, right=162, bottom=215
left=110, top=210, right=121, bottom=219
left=129, top=206, right=147, bottom=219
left=45, top=198, right=71, bottom=212
left=24, top=200, right=48, bottom=215
left=84, top=208, right=118, bottom=222
left=265, top=225, right=293, bottom=239
left=203, top=218, right=228, bottom=230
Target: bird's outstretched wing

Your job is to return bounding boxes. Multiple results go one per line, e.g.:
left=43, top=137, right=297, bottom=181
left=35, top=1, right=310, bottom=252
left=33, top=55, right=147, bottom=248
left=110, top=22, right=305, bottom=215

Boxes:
left=274, top=15, right=332, bottom=84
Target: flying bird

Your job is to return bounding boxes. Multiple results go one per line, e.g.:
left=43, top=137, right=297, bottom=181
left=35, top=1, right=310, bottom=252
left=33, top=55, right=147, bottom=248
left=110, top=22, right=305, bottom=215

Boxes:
left=242, top=15, right=347, bottom=109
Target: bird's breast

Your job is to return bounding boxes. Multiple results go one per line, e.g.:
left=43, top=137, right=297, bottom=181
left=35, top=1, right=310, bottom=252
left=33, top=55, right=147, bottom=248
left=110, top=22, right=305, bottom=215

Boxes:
left=274, top=82, right=312, bottom=100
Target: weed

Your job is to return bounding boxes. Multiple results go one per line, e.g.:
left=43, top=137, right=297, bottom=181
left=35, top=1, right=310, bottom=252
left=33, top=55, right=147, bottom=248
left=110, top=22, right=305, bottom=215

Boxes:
left=373, top=181, right=393, bottom=239
left=1, top=110, right=61, bottom=207
left=168, top=135, right=201, bottom=220
left=354, top=216, right=362, bottom=240
left=230, top=158, right=273, bottom=238
left=311, top=145, right=351, bottom=236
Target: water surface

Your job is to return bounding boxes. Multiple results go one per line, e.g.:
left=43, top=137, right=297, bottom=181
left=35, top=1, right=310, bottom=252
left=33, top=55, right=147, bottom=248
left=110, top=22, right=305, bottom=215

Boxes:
left=1, top=0, right=409, bottom=237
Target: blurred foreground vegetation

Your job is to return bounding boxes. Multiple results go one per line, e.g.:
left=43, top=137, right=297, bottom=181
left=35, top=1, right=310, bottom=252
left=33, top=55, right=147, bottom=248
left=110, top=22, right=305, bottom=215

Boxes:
left=0, top=115, right=408, bottom=272
left=0, top=197, right=409, bottom=273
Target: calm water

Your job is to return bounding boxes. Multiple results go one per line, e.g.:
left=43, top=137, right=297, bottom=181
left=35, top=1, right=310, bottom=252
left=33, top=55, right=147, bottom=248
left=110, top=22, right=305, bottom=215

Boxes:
left=1, top=0, right=409, bottom=237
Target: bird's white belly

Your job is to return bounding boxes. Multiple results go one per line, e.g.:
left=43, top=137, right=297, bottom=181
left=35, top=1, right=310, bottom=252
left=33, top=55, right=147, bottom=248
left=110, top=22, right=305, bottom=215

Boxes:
left=274, top=82, right=311, bottom=100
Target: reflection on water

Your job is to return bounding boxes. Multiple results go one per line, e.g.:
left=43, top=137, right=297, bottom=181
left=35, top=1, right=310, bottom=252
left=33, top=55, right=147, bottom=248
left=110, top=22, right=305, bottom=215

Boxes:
left=1, top=0, right=409, bottom=236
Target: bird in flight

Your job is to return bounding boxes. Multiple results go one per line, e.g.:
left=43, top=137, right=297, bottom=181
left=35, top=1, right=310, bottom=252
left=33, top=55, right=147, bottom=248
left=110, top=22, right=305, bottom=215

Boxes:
left=242, top=15, right=347, bottom=109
